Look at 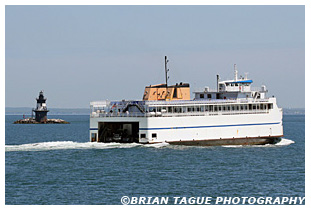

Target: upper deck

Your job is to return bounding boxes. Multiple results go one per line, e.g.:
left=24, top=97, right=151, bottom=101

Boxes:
left=90, top=62, right=278, bottom=118
left=90, top=97, right=276, bottom=118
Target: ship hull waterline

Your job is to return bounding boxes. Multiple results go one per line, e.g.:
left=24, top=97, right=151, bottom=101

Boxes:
left=143, top=136, right=283, bottom=146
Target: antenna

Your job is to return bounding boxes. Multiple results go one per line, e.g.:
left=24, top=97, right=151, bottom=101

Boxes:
left=234, top=64, right=238, bottom=81
left=244, top=72, right=249, bottom=80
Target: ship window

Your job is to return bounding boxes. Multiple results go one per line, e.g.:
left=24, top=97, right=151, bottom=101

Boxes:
left=268, top=104, right=273, bottom=109
left=253, top=105, right=256, bottom=110
left=91, top=133, right=97, bottom=142
left=149, top=107, right=156, bottom=112
left=168, top=106, right=172, bottom=113
left=173, top=88, right=178, bottom=98
left=207, top=94, right=211, bottom=98
left=240, top=105, right=243, bottom=110
left=214, top=106, right=217, bottom=112
left=152, top=133, right=157, bottom=138
left=249, top=104, right=252, bottom=110
left=200, top=94, right=204, bottom=98
left=140, top=133, right=146, bottom=138
left=174, top=107, right=182, bottom=113
left=188, top=106, right=195, bottom=112
left=228, top=106, right=230, bottom=111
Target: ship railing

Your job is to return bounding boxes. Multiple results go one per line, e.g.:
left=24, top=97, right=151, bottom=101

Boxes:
left=90, top=98, right=271, bottom=112
left=144, top=98, right=270, bottom=106
left=159, top=109, right=269, bottom=117
left=192, top=88, right=218, bottom=93
left=90, top=109, right=269, bottom=118
left=251, top=87, right=265, bottom=92
left=91, top=112, right=147, bottom=118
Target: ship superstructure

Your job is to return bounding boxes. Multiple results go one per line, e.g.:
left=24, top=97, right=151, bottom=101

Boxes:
left=89, top=58, right=283, bottom=146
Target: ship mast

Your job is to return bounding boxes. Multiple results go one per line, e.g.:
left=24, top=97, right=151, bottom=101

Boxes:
left=165, top=56, right=169, bottom=88
left=234, top=64, right=238, bottom=81
left=165, top=56, right=169, bottom=99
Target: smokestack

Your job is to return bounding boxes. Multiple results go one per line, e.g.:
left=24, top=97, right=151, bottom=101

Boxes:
left=217, top=74, right=219, bottom=92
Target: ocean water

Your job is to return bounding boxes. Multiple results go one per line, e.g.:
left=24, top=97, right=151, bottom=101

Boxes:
left=5, top=115, right=305, bottom=204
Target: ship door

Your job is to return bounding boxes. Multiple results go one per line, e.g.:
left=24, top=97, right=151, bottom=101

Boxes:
left=98, top=122, right=139, bottom=143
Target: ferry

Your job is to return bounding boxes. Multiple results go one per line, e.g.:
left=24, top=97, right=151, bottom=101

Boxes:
left=89, top=57, right=283, bottom=146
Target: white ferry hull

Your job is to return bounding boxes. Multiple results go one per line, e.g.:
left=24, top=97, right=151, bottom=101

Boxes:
left=140, top=111, right=282, bottom=145
left=90, top=106, right=283, bottom=146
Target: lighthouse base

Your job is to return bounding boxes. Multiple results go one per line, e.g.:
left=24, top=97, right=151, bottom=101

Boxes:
left=13, top=118, right=70, bottom=124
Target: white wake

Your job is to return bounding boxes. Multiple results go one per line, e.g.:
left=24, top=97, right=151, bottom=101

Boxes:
left=275, top=138, right=295, bottom=146
left=5, top=138, right=295, bottom=152
left=222, top=138, right=295, bottom=148
left=5, top=141, right=142, bottom=152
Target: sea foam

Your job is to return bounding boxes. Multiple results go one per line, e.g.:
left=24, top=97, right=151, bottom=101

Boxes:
left=5, top=138, right=294, bottom=152
left=5, top=141, right=141, bottom=152
left=222, top=138, right=295, bottom=148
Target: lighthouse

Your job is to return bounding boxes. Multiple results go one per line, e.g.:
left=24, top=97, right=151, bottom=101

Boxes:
left=13, top=90, right=69, bottom=124
left=33, top=91, right=49, bottom=123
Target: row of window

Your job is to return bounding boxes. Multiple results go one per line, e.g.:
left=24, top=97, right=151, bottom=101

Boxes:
left=147, top=103, right=273, bottom=113
left=222, top=83, right=250, bottom=87
left=140, top=133, right=157, bottom=139
left=199, top=93, right=212, bottom=99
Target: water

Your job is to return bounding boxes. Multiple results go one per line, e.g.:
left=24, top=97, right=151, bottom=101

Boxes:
left=5, top=115, right=305, bottom=204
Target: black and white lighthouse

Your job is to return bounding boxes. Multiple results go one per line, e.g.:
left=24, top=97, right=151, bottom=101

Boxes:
left=13, top=91, right=69, bottom=124
left=33, top=91, right=49, bottom=123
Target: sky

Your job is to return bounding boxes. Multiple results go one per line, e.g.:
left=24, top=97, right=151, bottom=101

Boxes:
left=5, top=5, right=305, bottom=108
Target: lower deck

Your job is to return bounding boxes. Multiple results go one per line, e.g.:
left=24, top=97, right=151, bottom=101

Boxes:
left=92, top=122, right=139, bottom=143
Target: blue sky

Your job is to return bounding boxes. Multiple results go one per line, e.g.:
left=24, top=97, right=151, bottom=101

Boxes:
left=5, top=5, right=305, bottom=108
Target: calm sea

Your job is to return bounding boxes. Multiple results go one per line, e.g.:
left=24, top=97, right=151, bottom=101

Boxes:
left=5, top=114, right=305, bottom=205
